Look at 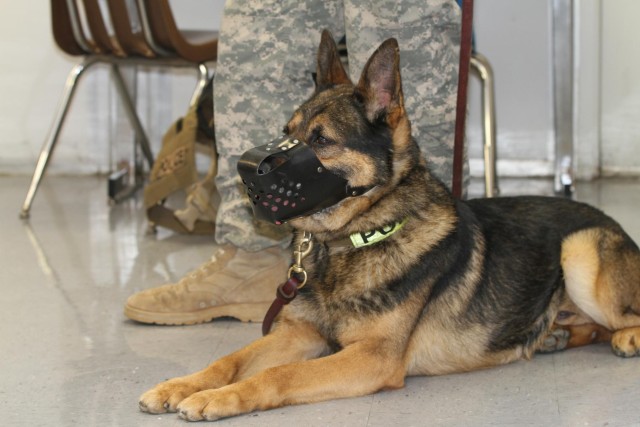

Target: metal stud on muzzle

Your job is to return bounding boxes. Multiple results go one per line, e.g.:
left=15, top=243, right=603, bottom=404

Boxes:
left=237, top=136, right=366, bottom=224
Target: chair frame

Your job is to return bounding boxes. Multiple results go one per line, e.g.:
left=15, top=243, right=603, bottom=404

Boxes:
left=20, top=0, right=215, bottom=218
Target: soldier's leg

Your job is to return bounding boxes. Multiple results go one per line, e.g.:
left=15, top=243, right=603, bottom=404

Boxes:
left=125, top=1, right=346, bottom=325
left=214, top=0, right=345, bottom=250
left=344, top=0, right=465, bottom=191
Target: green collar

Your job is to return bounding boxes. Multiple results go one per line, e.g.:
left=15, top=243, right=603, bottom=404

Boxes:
left=326, top=218, right=408, bottom=248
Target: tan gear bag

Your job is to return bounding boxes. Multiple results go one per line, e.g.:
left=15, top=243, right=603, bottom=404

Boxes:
left=144, top=78, right=218, bottom=234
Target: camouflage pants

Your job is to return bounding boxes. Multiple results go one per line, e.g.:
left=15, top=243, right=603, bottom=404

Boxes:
left=213, top=0, right=463, bottom=251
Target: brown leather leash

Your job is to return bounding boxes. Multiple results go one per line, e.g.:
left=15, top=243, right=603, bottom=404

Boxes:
left=261, top=220, right=408, bottom=334
left=452, top=0, right=474, bottom=199
left=262, top=233, right=312, bottom=335
left=262, top=276, right=302, bottom=335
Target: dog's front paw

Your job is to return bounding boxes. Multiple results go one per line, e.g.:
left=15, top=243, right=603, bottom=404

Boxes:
left=612, top=327, right=640, bottom=357
left=139, top=378, right=201, bottom=414
left=537, top=328, right=570, bottom=353
left=177, top=388, right=247, bottom=421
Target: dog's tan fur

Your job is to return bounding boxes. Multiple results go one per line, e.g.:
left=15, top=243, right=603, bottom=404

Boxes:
left=139, top=31, right=640, bottom=422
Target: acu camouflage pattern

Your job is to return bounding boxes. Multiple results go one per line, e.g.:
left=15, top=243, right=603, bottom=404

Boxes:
left=213, top=0, right=464, bottom=251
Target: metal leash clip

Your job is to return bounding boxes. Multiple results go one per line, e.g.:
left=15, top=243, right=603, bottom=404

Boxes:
left=287, top=232, right=313, bottom=288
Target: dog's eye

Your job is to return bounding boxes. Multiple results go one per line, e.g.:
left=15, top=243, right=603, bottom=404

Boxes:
left=309, top=128, right=333, bottom=147
left=316, top=135, right=329, bottom=145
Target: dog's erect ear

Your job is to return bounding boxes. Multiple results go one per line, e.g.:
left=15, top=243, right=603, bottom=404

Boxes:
left=355, top=38, right=404, bottom=124
left=316, top=30, right=351, bottom=89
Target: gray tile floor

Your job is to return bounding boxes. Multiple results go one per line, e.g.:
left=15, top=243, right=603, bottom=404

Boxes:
left=2, top=175, right=640, bottom=427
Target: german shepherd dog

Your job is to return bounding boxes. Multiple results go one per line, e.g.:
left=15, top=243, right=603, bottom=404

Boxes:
left=139, top=31, right=640, bottom=421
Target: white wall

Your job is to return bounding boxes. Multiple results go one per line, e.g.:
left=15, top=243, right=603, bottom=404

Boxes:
left=0, top=2, right=80, bottom=173
left=0, top=0, right=638, bottom=178
left=600, top=0, right=640, bottom=176
left=467, top=0, right=554, bottom=177
left=467, top=0, right=640, bottom=179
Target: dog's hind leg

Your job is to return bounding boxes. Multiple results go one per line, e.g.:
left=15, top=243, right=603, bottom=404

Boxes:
left=537, top=293, right=612, bottom=353
left=561, top=227, right=640, bottom=357
left=538, top=323, right=612, bottom=353
left=139, top=318, right=329, bottom=414
left=611, top=326, right=640, bottom=357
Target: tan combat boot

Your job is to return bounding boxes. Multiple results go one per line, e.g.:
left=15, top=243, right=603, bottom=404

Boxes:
left=124, top=245, right=289, bottom=325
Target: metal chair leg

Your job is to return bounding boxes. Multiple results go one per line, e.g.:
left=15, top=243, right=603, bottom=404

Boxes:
left=189, top=63, right=210, bottom=107
left=470, top=53, right=499, bottom=198
left=551, top=0, right=574, bottom=197
left=20, top=58, right=97, bottom=219
left=110, top=64, right=154, bottom=168
left=21, top=57, right=211, bottom=218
